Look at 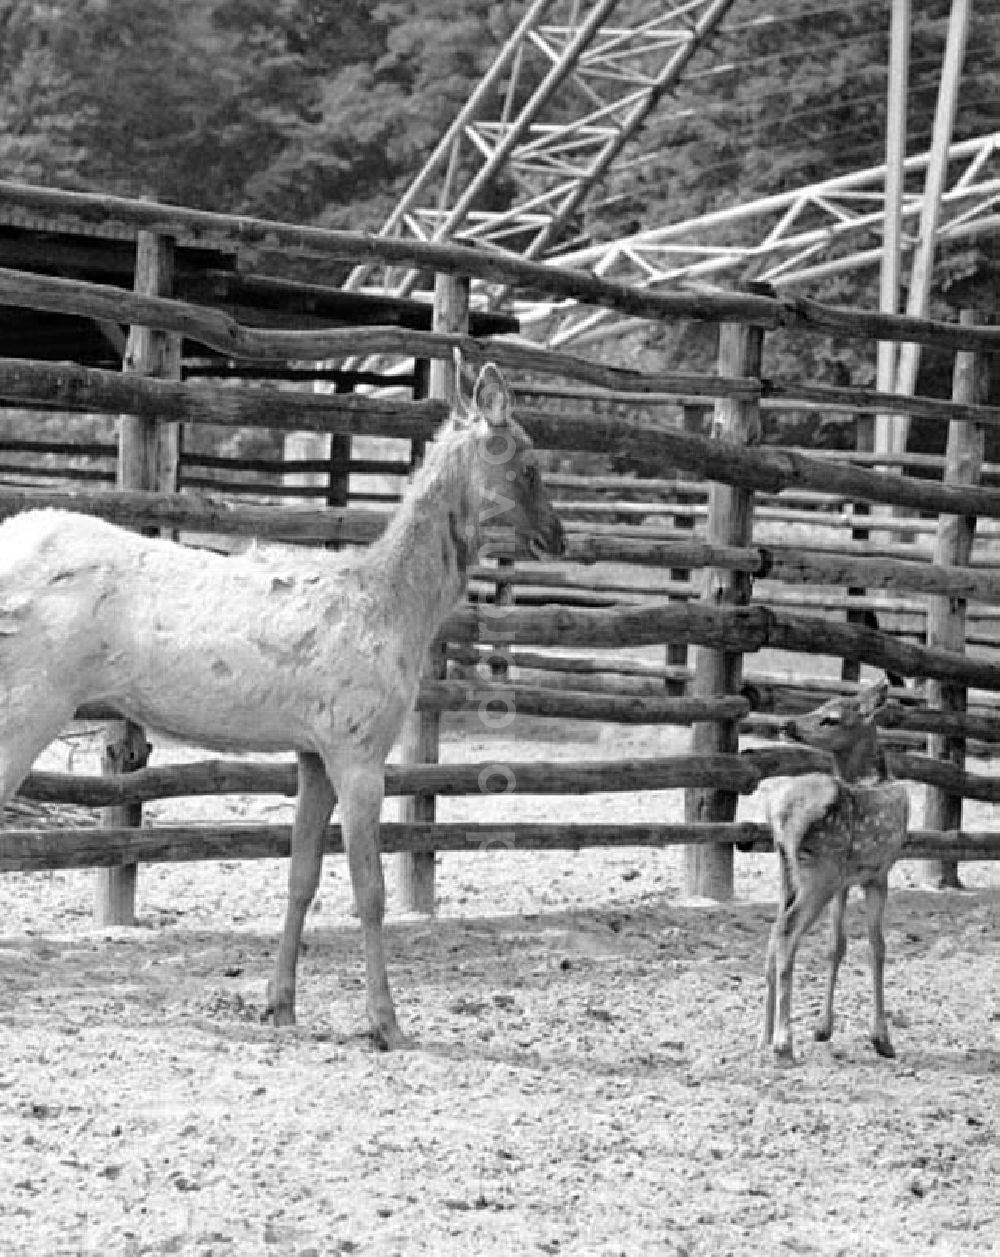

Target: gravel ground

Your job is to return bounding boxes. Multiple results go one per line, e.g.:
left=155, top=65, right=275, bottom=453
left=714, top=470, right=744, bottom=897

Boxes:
left=1, top=718, right=998, bottom=1256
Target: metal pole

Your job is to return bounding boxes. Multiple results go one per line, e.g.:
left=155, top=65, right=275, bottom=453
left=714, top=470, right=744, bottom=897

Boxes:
left=874, top=0, right=910, bottom=459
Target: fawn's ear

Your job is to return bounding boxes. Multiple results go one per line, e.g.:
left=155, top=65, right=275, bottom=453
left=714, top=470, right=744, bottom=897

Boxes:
left=473, top=362, right=513, bottom=429
left=859, top=676, right=891, bottom=718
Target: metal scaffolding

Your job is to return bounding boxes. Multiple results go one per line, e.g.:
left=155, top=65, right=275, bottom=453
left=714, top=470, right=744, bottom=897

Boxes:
left=349, top=0, right=999, bottom=354
left=346, top=0, right=739, bottom=297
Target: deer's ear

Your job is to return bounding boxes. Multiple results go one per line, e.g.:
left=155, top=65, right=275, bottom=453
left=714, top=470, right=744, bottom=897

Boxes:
left=473, top=362, right=513, bottom=428
left=450, top=349, right=475, bottom=426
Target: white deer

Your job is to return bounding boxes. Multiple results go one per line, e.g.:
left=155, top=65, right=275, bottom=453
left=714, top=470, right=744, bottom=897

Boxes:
left=760, top=677, right=909, bottom=1061
left=0, top=361, right=564, bottom=1049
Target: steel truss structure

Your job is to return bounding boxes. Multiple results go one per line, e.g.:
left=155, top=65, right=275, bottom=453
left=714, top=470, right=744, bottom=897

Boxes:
left=347, top=0, right=739, bottom=295
left=528, top=131, right=1000, bottom=349
left=353, top=1, right=1000, bottom=353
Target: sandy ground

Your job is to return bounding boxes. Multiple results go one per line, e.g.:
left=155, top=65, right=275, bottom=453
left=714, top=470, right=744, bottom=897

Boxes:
left=1, top=716, right=999, bottom=1256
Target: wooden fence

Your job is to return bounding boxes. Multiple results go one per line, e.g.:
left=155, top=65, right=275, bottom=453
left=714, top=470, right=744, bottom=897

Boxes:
left=1, top=181, right=999, bottom=921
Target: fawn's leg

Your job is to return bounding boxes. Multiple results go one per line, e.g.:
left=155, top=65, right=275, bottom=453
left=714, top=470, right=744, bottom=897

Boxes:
left=266, top=752, right=335, bottom=1026
left=814, top=887, right=849, bottom=1043
left=760, top=849, right=793, bottom=1051
left=863, top=874, right=894, bottom=1058
left=772, top=883, right=833, bottom=1061
left=337, top=761, right=404, bottom=1051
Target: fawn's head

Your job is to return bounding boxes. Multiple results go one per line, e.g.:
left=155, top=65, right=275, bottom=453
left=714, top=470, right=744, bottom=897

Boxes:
left=779, top=677, right=890, bottom=783
left=458, top=358, right=565, bottom=562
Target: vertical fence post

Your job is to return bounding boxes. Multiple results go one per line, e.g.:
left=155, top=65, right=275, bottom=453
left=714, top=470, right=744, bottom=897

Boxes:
left=665, top=403, right=705, bottom=697
left=922, top=307, right=986, bottom=889
left=683, top=319, right=763, bottom=900
left=395, top=273, right=470, bottom=913
left=96, top=230, right=180, bottom=926
left=326, top=377, right=353, bottom=516
left=842, top=411, right=875, bottom=686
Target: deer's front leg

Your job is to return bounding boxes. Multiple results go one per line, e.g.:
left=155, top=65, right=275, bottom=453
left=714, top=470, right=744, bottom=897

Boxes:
left=338, top=762, right=406, bottom=1051
left=267, top=752, right=335, bottom=1026
left=863, top=875, right=894, bottom=1058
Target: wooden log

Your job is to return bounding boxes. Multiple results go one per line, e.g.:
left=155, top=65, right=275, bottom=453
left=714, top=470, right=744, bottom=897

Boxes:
left=762, top=547, right=1000, bottom=603
left=396, top=276, right=470, bottom=913
left=685, top=319, right=763, bottom=900
left=9, top=353, right=1000, bottom=521
left=0, top=356, right=446, bottom=437
left=8, top=179, right=1000, bottom=354
left=0, top=484, right=390, bottom=543
left=922, top=310, right=988, bottom=889
left=517, top=406, right=1000, bottom=520
left=765, top=375, right=1000, bottom=428
left=667, top=404, right=705, bottom=695
left=888, top=752, right=1000, bottom=803
left=96, top=232, right=179, bottom=928
left=8, top=472, right=1000, bottom=609
left=20, top=745, right=838, bottom=809
left=1, top=820, right=997, bottom=873
left=0, top=464, right=112, bottom=484
left=442, top=601, right=1000, bottom=691
left=843, top=411, right=875, bottom=686
left=418, top=680, right=750, bottom=724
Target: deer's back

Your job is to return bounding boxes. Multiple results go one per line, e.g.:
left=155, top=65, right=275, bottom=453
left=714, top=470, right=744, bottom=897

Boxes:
left=773, top=774, right=909, bottom=886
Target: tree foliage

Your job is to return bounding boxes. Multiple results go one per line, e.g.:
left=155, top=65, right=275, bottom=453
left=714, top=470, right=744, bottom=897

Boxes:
left=0, top=0, right=509, bottom=228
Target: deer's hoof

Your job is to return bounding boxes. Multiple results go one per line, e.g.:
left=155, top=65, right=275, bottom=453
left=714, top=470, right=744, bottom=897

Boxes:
left=813, top=1023, right=833, bottom=1043
left=771, top=1040, right=797, bottom=1066
left=264, top=979, right=296, bottom=1028
left=369, top=1023, right=411, bottom=1052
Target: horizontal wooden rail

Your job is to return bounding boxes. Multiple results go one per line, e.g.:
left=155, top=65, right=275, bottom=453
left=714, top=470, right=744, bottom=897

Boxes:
left=0, top=357, right=447, bottom=437
left=8, top=372, right=1000, bottom=523
left=1, top=821, right=996, bottom=872
left=17, top=739, right=998, bottom=810
left=415, top=682, right=750, bottom=724
left=3, top=461, right=998, bottom=602
left=17, top=746, right=832, bottom=808
left=444, top=601, right=1000, bottom=691
left=4, top=178, right=1000, bottom=352
left=0, top=483, right=390, bottom=543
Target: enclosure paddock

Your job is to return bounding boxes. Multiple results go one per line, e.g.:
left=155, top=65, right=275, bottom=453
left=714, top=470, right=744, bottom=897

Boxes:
left=0, top=181, right=998, bottom=1251
left=0, top=183, right=998, bottom=958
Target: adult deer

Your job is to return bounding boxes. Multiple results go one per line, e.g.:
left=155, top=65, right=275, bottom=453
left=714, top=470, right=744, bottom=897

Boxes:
left=760, top=677, right=909, bottom=1061
left=0, top=361, right=564, bottom=1049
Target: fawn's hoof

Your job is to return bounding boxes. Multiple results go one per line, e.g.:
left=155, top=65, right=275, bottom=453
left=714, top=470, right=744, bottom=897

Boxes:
left=871, top=1033, right=896, bottom=1059
left=813, top=1023, right=833, bottom=1043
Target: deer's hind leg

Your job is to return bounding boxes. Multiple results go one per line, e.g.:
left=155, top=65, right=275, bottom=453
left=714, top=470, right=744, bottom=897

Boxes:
left=771, top=863, right=840, bottom=1062
left=863, top=872, right=894, bottom=1058
left=266, top=752, right=336, bottom=1027
left=814, top=886, right=849, bottom=1044
left=761, top=844, right=794, bottom=1053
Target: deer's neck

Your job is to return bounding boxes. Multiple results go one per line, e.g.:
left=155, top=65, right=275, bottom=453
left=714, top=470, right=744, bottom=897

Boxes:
left=835, top=728, right=890, bottom=785
left=369, top=431, right=481, bottom=647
